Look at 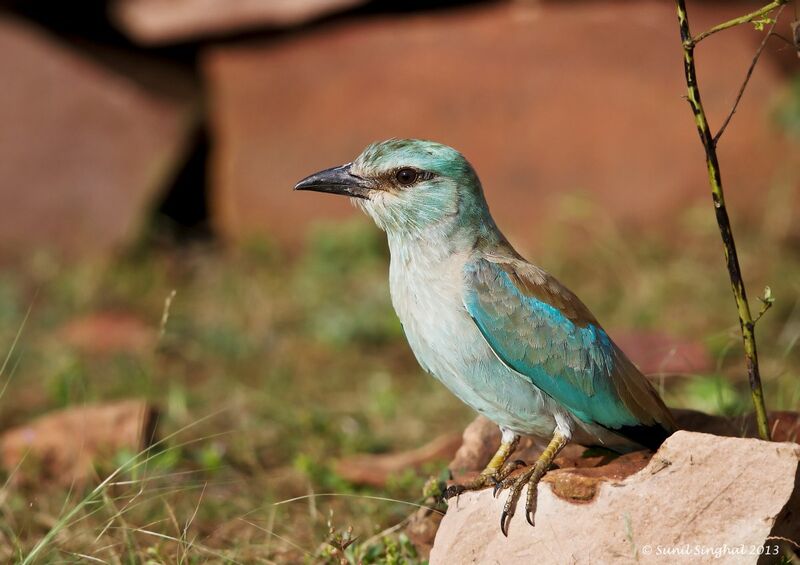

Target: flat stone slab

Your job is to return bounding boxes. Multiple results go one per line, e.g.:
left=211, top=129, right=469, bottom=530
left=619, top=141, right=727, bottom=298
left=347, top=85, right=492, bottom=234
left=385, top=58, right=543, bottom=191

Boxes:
left=112, top=0, right=367, bottom=44
left=0, top=400, right=157, bottom=486
left=203, top=1, right=796, bottom=247
left=0, top=16, right=194, bottom=261
left=431, top=431, right=800, bottom=564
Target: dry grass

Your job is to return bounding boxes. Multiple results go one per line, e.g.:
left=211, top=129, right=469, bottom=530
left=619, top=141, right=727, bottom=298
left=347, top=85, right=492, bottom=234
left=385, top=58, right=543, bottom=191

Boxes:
left=0, top=183, right=799, bottom=562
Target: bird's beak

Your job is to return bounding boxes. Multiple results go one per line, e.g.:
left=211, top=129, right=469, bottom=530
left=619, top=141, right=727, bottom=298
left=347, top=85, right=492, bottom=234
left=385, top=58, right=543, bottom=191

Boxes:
left=294, top=163, right=372, bottom=200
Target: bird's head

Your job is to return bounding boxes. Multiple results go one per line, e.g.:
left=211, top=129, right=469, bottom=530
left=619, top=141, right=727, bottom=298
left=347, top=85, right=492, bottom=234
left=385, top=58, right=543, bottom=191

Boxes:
left=295, top=139, right=492, bottom=237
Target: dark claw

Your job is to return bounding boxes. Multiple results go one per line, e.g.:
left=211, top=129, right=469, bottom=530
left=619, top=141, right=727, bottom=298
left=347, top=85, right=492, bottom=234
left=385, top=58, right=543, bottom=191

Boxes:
left=500, top=510, right=510, bottom=537
left=526, top=508, right=535, bottom=527
left=442, top=484, right=465, bottom=501
left=493, top=482, right=502, bottom=498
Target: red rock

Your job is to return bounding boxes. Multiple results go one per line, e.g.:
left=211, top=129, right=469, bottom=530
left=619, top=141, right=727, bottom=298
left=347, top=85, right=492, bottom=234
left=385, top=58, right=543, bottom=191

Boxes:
left=768, top=411, right=800, bottom=443
left=112, top=0, right=368, bottom=45
left=59, top=312, right=157, bottom=355
left=451, top=410, right=800, bottom=478
left=0, top=16, right=195, bottom=261
left=448, top=416, right=503, bottom=477
left=203, top=1, right=796, bottom=247
left=544, top=450, right=652, bottom=502
left=431, top=431, right=800, bottom=563
left=406, top=503, right=445, bottom=562
left=334, top=433, right=461, bottom=487
left=675, top=408, right=800, bottom=443
left=411, top=410, right=800, bottom=556
left=0, top=400, right=157, bottom=486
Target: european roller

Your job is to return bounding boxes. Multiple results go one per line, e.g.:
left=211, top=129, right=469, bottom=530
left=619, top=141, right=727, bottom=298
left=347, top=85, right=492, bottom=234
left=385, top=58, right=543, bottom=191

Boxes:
left=295, top=139, right=677, bottom=535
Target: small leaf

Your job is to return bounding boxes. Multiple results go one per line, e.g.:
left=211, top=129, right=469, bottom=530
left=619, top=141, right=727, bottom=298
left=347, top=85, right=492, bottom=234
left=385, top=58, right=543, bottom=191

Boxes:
left=752, top=17, right=774, bottom=31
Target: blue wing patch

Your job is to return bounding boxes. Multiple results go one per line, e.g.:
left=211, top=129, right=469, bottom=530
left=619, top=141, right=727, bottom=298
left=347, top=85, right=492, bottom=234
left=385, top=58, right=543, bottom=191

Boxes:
left=463, top=258, right=642, bottom=429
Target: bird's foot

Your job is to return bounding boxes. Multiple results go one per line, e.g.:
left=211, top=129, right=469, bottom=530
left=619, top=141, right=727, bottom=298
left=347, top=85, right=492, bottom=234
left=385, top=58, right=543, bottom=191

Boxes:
left=497, top=430, right=568, bottom=536
left=444, top=458, right=527, bottom=501
left=498, top=458, right=528, bottom=480
left=490, top=459, right=528, bottom=496
left=499, top=462, right=546, bottom=536
left=442, top=472, right=492, bottom=500
left=444, top=432, right=522, bottom=501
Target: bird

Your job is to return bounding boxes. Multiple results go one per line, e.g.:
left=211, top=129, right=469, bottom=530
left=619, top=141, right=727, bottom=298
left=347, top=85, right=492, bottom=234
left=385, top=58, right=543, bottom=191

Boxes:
left=295, top=139, right=677, bottom=535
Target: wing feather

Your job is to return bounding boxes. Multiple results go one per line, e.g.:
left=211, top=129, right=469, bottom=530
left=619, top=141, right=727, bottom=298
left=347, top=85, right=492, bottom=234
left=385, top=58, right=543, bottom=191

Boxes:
left=463, top=255, right=676, bottom=447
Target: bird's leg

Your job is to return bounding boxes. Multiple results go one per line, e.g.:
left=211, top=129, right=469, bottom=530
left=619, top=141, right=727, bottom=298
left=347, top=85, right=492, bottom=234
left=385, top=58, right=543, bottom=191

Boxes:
left=499, top=430, right=567, bottom=537
left=479, top=432, right=523, bottom=485
left=443, top=429, right=520, bottom=500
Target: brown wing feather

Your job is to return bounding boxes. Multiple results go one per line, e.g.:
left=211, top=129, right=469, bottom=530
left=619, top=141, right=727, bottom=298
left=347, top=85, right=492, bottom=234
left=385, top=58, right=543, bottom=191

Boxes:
left=479, top=247, right=677, bottom=435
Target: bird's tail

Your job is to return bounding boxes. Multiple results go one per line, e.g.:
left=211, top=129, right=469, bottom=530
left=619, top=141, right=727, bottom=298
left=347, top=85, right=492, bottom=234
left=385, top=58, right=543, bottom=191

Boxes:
left=606, top=346, right=678, bottom=451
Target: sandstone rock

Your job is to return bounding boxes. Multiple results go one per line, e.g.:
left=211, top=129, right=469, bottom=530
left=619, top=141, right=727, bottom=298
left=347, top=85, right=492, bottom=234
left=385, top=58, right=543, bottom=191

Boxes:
left=450, top=411, right=800, bottom=478
left=203, top=1, right=796, bottom=247
left=676, top=409, right=800, bottom=443
left=0, top=400, right=157, bottom=486
left=334, top=433, right=461, bottom=487
left=0, top=16, right=195, bottom=261
left=768, top=411, right=800, bottom=444
left=448, top=416, right=505, bottom=477
left=431, top=431, right=800, bottom=564
left=445, top=415, right=653, bottom=518
left=406, top=501, right=446, bottom=561
left=112, top=0, right=368, bottom=45
left=449, top=412, right=672, bottom=486
left=59, top=311, right=157, bottom=355
left=407, top=411, right=800, bottom=556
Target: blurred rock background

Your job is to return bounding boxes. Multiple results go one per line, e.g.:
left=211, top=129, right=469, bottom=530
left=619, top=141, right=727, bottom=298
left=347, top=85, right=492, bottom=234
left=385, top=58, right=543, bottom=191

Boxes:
left=0, top=0, right=797, bottom=259
left=0, top=0, right=798, bottom=562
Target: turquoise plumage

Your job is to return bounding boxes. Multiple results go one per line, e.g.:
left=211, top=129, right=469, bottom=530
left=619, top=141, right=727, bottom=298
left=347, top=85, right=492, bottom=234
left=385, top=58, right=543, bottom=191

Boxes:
left=295, top=139, right=676, bottom=535
left=464, top=256, right=673, bottom=449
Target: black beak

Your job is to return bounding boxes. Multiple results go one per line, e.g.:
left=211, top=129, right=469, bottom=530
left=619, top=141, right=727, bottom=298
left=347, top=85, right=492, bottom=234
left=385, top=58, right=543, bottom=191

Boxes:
left=294, top=163, right=372, bottom=200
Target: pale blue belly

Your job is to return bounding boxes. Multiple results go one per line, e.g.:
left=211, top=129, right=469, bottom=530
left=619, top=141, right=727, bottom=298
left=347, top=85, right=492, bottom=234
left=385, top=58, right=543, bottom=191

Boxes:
left=413, top=325, right=559, bottom=435
left=390, top=260, right=560, bottom=437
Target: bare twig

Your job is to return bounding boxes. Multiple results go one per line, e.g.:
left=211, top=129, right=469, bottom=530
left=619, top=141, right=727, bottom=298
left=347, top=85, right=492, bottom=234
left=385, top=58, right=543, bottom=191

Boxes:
left=674, top=0, right=777, bottom=441
left=690, top=0, right=788, bottom=45
left=714, top=6, right=786, bottom=143
left=769, top=32, right=797, bottom=46
left=753, top=303, right=774, bottom=325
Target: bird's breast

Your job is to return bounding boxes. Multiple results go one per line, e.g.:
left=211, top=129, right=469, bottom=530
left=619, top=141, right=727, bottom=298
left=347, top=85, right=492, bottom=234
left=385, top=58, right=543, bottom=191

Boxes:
left=384, top=238, right=564, bottom=437
left=387, top=242, right=486, bottom=373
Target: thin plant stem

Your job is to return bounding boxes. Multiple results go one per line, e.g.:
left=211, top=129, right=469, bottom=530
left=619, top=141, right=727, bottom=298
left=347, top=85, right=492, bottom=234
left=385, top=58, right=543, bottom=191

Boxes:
left=714, top=7, right=785, bottom=143
left=690, top=0, right=788, bottom=45
left=674, top=0, right=776, bottom=441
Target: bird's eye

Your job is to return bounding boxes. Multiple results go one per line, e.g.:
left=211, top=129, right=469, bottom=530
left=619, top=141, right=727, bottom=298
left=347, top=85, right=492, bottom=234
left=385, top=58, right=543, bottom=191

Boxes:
left=395, top=168, right=418, bottom=186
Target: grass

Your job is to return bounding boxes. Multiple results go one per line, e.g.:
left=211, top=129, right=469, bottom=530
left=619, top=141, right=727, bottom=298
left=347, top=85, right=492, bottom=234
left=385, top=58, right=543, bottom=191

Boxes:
left=0, top=182, right=799, bottom=562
